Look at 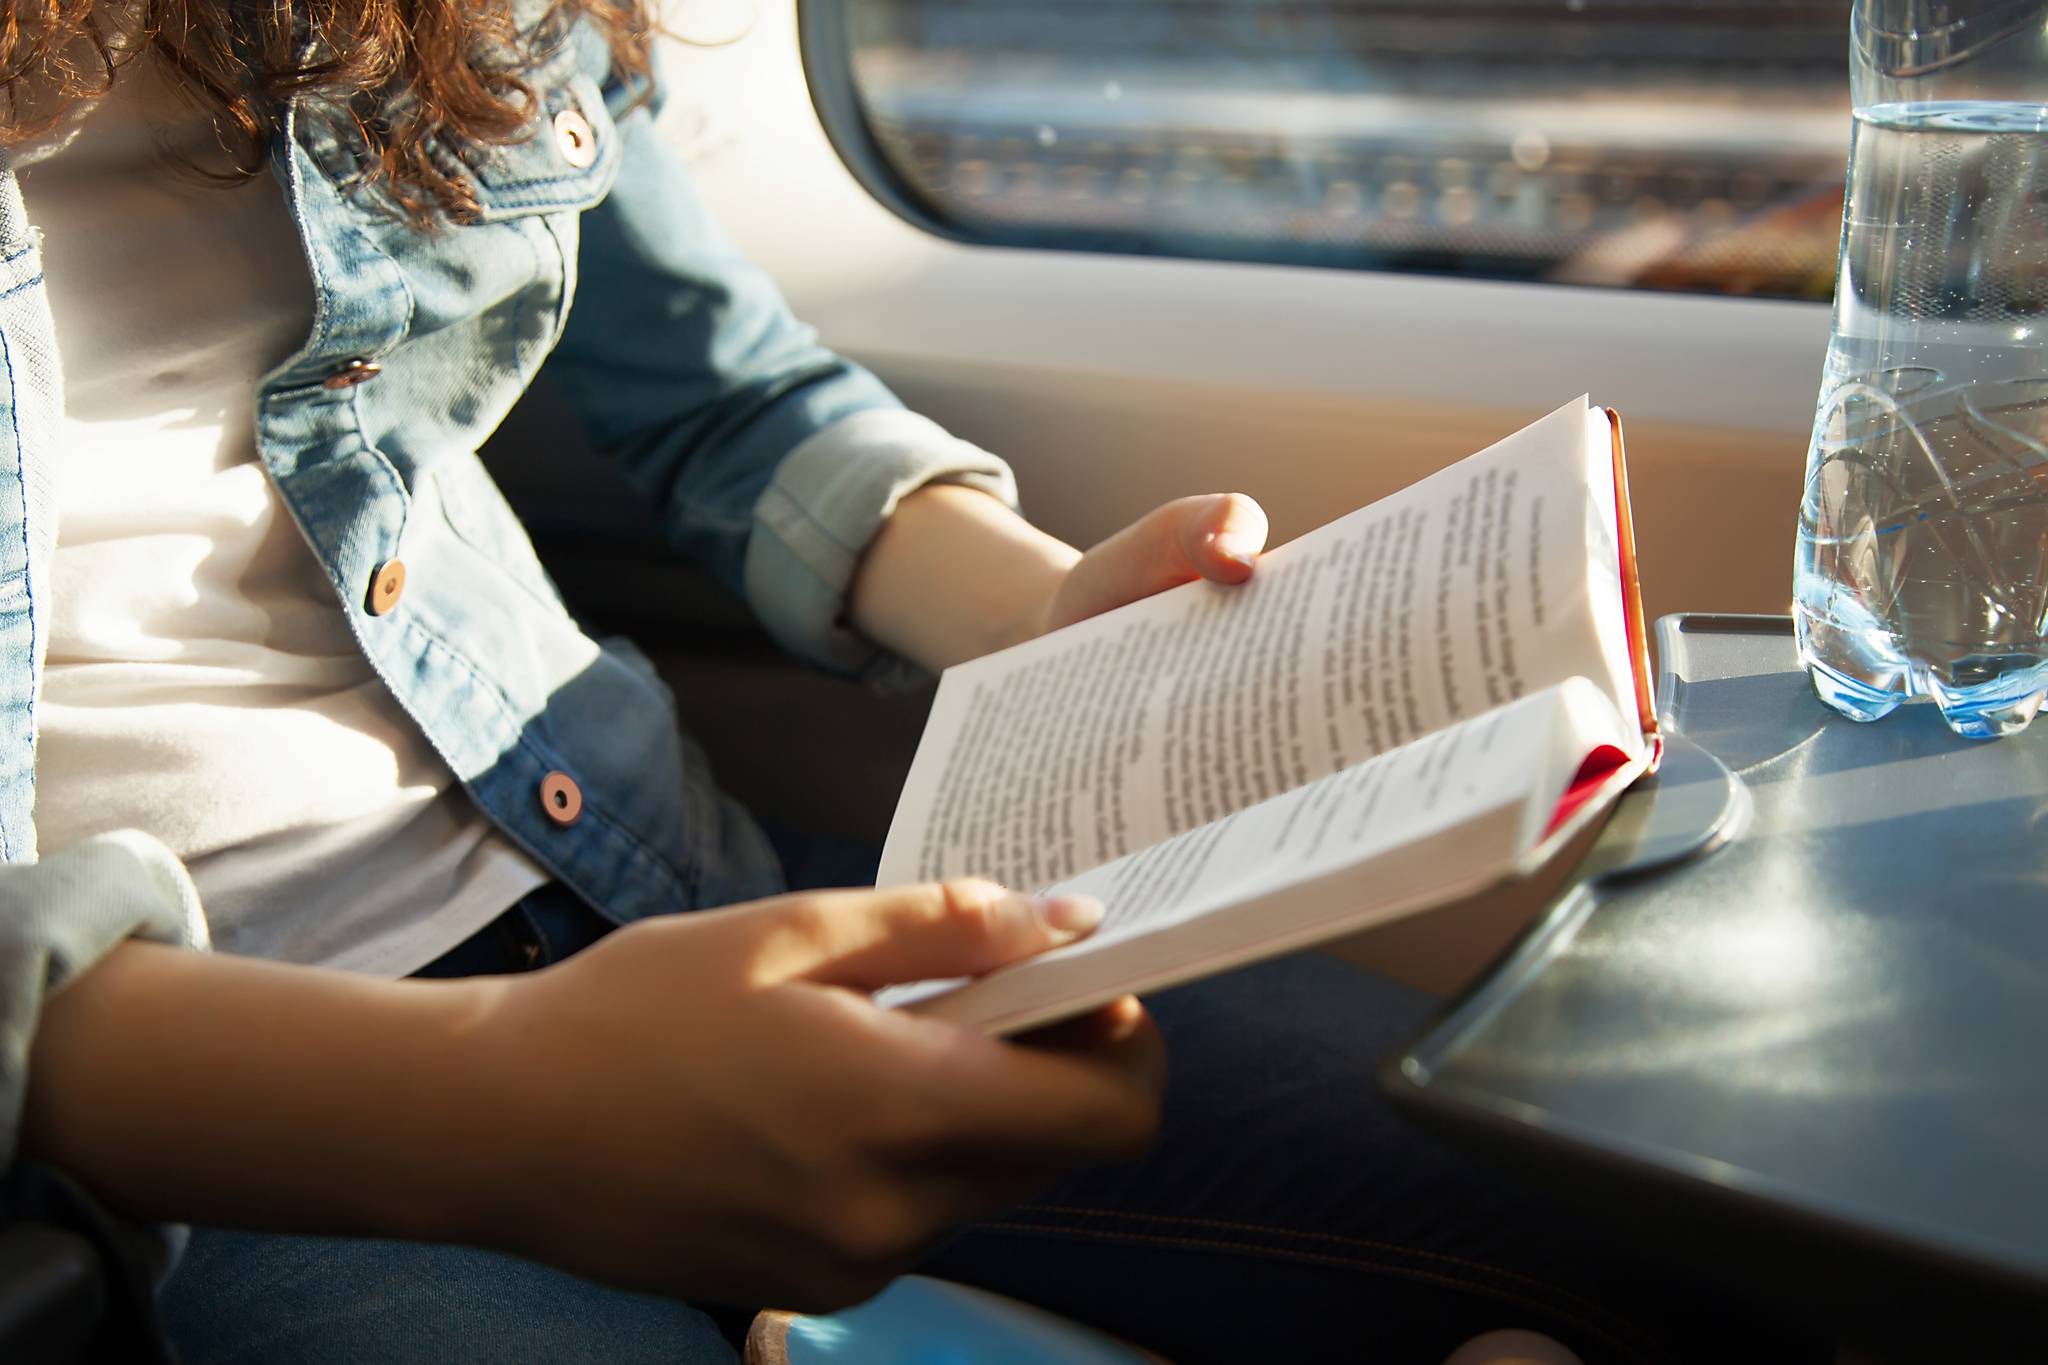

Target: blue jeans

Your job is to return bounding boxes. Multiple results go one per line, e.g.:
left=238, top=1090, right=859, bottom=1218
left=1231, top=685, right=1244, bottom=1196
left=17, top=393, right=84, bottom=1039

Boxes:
left=158, top=839, right=1822, bottom=1365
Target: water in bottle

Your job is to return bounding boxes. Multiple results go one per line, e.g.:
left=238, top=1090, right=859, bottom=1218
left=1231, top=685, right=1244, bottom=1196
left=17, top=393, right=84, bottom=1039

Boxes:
left=1795, top=89, right=2048, bottom=736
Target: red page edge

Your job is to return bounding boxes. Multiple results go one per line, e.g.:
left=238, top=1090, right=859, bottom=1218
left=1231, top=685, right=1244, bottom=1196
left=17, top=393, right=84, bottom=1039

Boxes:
left=1606, top=407, right=1661, bottom=770
left=1542, top=743, right=1632, bottom=839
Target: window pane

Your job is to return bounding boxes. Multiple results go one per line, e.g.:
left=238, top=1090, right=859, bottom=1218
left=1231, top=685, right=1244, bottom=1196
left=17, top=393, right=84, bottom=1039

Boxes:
left=837, top=0, right=1851, bottom=299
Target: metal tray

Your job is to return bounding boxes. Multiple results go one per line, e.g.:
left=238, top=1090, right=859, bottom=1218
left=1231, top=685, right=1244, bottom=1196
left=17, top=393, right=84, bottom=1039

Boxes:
left=1381, top=614, right=2048, bottom=1352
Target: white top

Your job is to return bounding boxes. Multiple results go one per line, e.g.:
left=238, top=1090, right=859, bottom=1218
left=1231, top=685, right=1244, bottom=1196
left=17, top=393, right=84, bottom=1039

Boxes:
left=18, top=52, right=548, bottom=976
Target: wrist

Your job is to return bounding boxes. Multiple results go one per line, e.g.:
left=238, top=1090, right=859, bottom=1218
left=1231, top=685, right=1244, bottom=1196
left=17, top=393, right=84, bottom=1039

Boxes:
left=397, top=972, right=552, bottom=1251
left=850, top=483, right=1079, bottom=669
left=996, top=536, right=1084, bottom=654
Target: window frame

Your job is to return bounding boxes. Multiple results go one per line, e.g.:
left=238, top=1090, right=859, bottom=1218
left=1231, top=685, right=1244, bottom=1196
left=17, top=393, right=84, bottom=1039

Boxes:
left=796, top=0, right=1575, bottom=276
left=796, top=0, right=1854, bottom=294
left=797, top=1, right=970, bottom=248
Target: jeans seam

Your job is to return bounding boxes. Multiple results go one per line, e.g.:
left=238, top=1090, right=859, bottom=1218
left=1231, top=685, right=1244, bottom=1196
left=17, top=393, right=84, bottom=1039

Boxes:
left=1015, top=1202, right=1623, bottom=1327
left=520, top=901, right=561, bottom=965
left=975, top=1215, right=1663, bottom=1364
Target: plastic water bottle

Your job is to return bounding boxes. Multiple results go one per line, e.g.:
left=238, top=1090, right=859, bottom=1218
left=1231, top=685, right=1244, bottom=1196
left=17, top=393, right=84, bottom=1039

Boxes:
left=1794, top=0, right=2048, bottom=738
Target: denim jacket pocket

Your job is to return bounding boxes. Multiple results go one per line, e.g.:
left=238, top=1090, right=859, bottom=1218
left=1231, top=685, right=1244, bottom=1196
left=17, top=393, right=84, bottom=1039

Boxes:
left=449, top=62, right=622, bottom=222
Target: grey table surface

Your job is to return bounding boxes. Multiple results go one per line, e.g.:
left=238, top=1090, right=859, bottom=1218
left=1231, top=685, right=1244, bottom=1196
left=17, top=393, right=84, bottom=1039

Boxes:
left=1386, top=614, right=2048, bottom=1342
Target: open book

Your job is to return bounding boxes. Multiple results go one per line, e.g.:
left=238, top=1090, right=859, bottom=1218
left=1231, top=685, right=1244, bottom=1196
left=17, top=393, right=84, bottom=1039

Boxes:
left=878, top=397, right=1659, bottom=1034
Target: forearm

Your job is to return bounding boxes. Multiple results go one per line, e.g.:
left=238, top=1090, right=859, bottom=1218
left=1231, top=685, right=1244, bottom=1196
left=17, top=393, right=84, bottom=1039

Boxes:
left=847, top=483, right=1080, bottom=672
left=20, top=940, right=512, bottom=1245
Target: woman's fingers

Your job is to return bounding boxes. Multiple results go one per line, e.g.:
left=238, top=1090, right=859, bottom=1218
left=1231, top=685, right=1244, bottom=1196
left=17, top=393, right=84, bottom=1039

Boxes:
left=752, top=879, right=1105, bottom=992
left=1043, top=492, right=1268, bottom=632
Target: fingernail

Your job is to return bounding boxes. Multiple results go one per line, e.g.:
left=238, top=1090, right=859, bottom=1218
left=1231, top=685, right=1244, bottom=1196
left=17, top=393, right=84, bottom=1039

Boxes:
left=1037, top=894, right=1104, bottom=937
left=1207, top=531, right=1259, bottom=570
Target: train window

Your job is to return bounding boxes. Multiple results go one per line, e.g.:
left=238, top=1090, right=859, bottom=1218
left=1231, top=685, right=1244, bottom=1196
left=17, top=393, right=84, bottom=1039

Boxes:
left=800, top=0, right=1852, bottom=300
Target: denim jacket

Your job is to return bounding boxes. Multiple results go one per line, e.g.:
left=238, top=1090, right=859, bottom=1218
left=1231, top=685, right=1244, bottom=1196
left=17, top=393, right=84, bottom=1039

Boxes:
left=0, top=20, right=1014, bottom=1165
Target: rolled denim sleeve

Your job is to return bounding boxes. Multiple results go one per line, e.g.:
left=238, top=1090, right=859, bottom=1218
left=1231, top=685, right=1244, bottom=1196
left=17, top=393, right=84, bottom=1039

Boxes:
left=748, top=409, right=1016, bottom=679
left=544, top=97, right=1016, bottom=680
left=0, top=832, right=208, bottom=1169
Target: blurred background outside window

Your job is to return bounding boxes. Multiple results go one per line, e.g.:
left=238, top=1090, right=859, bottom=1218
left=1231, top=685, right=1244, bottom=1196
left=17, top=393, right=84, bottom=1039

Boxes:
left=829, top=0, right=1852, bottom=300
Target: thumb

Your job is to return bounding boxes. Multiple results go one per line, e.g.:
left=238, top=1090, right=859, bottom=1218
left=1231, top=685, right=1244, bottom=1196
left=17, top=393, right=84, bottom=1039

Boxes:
left=755, top=879, right=1105, bottom=992
left=1045, top=493, right=1269, bottom=633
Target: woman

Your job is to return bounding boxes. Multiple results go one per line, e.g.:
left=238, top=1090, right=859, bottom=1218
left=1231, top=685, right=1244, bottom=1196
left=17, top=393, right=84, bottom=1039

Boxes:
left=0, top=0, right=1815, bottom=1359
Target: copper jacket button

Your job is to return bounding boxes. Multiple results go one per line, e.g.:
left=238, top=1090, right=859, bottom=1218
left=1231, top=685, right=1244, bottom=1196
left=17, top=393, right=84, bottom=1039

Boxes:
left=540, top=771, right=583, bottom=826
left=553, top=110, right=597, bottom=169
left=322, top=357, right=382, bottom=390
left=366, top=559, right=406, bottom=615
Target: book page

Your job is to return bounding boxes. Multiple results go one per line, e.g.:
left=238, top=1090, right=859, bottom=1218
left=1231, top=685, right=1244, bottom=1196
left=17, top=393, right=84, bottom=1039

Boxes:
left=880, top=397, right=1636, bottom=890
left=1039, top=682, right=1571, bottom=934
left=882, top=679, right=1633, bottom=1028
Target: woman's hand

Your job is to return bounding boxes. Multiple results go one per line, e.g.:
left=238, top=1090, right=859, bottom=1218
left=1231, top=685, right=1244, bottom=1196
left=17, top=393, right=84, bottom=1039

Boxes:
left=1036, top=492, right=1269, bottom=636
left=463, top=880, right=1162, bottom=1309
left=23, top=881, right=1159, bottom=1314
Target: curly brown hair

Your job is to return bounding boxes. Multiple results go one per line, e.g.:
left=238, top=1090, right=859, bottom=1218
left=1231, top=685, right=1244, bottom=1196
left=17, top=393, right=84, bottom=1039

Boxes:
left=0, top=0, right=653, bottom=223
